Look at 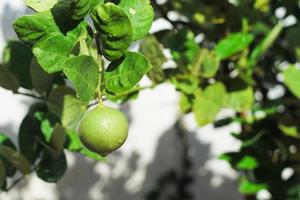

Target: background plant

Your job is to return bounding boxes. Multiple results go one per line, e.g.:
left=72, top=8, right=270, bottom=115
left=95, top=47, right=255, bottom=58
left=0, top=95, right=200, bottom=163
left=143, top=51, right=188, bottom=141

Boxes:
left=1, top=0, right=300, bottom=199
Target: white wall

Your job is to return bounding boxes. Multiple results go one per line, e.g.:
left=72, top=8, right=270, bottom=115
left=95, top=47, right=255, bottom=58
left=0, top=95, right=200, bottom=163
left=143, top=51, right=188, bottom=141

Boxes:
left=0, top=1, right=242, bottom=200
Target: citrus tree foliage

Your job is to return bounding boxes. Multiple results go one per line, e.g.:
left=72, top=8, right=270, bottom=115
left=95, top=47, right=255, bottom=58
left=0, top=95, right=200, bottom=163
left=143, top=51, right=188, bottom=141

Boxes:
left=0, top=0, right=300, bottom=199
left=0, top=0, right=154, bottom=189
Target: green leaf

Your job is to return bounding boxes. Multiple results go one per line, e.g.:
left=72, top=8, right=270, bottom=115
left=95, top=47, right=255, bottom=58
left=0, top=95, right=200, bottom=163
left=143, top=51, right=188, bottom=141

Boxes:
left=66, top=130, right=104, bottom=161
left=63, top=55, right=99, bottom=102
left=119, top=0, right=154, bottom=41
left=215, top=32, right=254, bottom=60
left=0, top=65, right=19, bottom=93
left=32, top=21, right=89, bottom=74
left=239, top=178, right=267, bottom=195
left=19, top=108, right=45, bottom=164
left=3, top=41, right=33, bottom=89
left=236, top=156, right=258, bottom=170
left=179, top=93, right=192, bottom=113
left=0, top=145, right=31, bottom=175
left=62, top=95, right=87, bottom=130
left=254, top=0, right=270, bottom=12
left=79, top=147, right=105, bottom=161
left=226, top=87, right=254, bottom=111
left=104, top=52, right=152, bottom=94
left=106, top=89, right=139, bottom=104
left=219, top=152, right=240, bottom=164
left=69, top=0, right=100, bottom=20
left=171, top=75, right=199, bottom=95
left=283, top=65, right=300, bottom=99
left=0, top=134, right=17, bottom=177
left=25, top=0, right=58, bottom=12
left=13, top=11, right=60, bottom=45
left=91, top=3, right=132, bottom=60
left=219, top=152, right=258, bottom=170
left=193, top=82, right=226, bottom=126
left=50, top=124, right=66, bottom=153
left=47, top=86, right=76, bottom=117
left=35, top=112, right=60, bottom=143
left=248, top=22, right=283, bottom=67
left=139, top=35, right=166, bottom=83
left=163, top=29, right=199, bottom=69
left=279, top=124, right=300, bottom=139
left=33, top=33, right=74, bottom=73
left=36, top=151, right=67, bottom=182
left=30, top=58, right=54, bottom=94
left=66, top=130, right=82, bottom=151
left=201, top=51, right=220, bottom=78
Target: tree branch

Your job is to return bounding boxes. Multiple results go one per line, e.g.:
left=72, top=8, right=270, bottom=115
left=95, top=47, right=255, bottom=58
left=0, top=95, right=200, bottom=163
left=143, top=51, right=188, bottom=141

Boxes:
left=16, top=91, right=44, bottom=100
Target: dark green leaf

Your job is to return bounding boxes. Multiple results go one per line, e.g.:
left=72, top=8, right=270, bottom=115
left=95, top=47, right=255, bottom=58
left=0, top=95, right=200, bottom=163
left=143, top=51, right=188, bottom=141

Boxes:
left=214, top=118, right=234, bottom=128
left=0, top=145, right=31, bottom=175
left=30, top=57, right=54, bottom=94
left=0, top=65, right=19, bottom=93
left=69, top=0, right=100, bottom=20
left=3, top=41, right=33, bottom=89
left=215, top=32, right=253, bottom=60
left=47, top=86, right=76, bottom=117
left=163, top=29, right=199, bottom=69
left=105, top=86, right=139, bottom=103
left=91, top=3, right=132, bottom=60
left=34, top=112, right=60, bottom=143
left=0, top=134, right=17, bottom=177
left=119, top=0, right=154, bottom=41
left=286, top=25, right=300, bottom=49
left=50, top=124, right=66, bottom=153
left=36, top=151, right=67, bottom=182
left=219, top=152, right=240, bottom=164
left=104, top=52, right=152, bottom=93
left=19, top=112, right=44, bottom=164
left=63, top=55, right=99, bottom=102
left=139, top=35, right=166, bottom=83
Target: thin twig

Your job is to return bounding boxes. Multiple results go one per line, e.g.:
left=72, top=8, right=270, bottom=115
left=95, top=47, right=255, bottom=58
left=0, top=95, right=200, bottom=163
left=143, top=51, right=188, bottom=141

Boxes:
left=16, top=91, right=44, bottom=100
left=5, top=164, right=38, bottom=192
left=6, top=175, right=25, bottom=191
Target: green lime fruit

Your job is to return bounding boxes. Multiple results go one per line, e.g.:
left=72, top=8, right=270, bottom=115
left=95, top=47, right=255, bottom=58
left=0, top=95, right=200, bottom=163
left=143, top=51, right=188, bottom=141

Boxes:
left=79, top=105, right=129, bottom=156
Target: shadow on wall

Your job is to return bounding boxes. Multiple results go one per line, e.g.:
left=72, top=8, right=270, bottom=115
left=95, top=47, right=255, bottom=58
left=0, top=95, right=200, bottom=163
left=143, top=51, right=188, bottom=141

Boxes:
left=56, top=119, right=242, bottom=200
left=103, top=120, right=241, bottom=200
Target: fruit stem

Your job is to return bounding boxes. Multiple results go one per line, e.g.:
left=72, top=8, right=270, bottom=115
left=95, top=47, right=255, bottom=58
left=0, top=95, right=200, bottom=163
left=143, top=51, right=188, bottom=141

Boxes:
left=97, top=56, right=104, bottom=105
